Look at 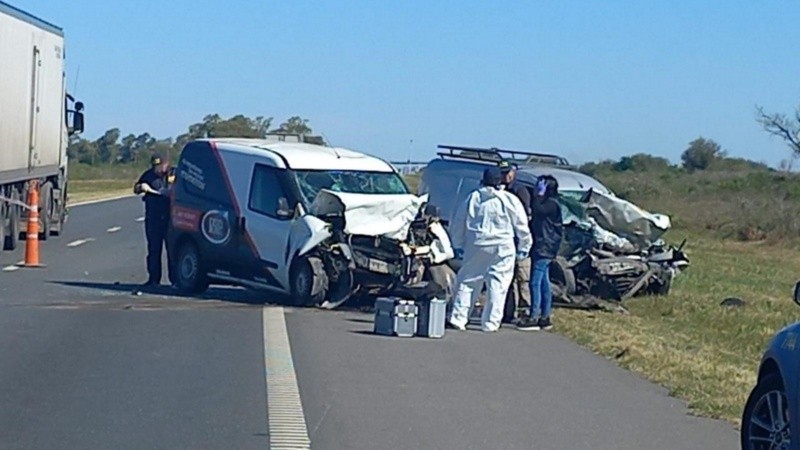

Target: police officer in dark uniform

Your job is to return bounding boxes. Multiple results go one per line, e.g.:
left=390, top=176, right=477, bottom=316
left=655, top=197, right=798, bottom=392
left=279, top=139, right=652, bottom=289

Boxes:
left=133, top=154, right=173, bottom=286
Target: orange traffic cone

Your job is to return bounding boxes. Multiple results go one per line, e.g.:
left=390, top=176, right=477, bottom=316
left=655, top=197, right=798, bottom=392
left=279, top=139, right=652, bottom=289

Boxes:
left=21, top=180, right=44, bottom=268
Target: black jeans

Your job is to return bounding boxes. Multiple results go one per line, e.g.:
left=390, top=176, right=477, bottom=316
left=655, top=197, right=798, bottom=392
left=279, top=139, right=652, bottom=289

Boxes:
left=145, top=214, right=171, bottom=284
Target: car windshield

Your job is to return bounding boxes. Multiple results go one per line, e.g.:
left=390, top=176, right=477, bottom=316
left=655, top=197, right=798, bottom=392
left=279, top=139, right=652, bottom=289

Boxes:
left=294, top=170, right=409, bottom=205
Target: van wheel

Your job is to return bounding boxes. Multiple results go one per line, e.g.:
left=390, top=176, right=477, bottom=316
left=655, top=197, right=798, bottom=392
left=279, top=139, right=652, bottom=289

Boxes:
left=290, top=256, right=328, bottom=307
left=176, top=242, right=209, bottom=294
left=3, top=192, right=20, bottom=251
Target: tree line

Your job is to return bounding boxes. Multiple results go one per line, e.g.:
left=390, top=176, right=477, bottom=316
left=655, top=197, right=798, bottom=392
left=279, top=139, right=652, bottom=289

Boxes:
left=68, top=114, right=319, bottom=165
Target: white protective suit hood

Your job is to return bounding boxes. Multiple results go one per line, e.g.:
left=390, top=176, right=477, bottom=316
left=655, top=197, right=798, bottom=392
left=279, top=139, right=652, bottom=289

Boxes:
left=449, top=186, right=532, bottom=253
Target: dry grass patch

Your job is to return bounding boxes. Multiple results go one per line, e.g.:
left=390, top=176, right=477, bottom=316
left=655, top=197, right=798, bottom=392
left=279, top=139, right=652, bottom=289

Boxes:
left=556, top=232, right=800, bottom=424
left=68, top=180, right=133, bottom=204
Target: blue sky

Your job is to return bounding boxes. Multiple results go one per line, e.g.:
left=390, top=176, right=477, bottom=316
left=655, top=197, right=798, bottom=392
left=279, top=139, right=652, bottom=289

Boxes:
left=12, top=0, right=800, bottom=165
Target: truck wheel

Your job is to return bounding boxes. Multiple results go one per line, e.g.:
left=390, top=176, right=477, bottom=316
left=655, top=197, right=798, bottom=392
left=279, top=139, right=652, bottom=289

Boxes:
left=3, top=192, right=20, bottom=251
left=0, top=202, right=6, bottom=252
left=176, top=242, right=209, bottom=294
left=52, top=182, right=67, bottom=236
left=39, top=182, right=53, bottom=241
left=290, top=256, right=328, bottom=307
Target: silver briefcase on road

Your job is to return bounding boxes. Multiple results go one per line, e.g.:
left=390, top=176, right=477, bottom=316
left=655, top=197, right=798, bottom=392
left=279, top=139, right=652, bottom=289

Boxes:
left=374, top=297, right=418, bottom=337
left=417, top=298, right=447, bottom=338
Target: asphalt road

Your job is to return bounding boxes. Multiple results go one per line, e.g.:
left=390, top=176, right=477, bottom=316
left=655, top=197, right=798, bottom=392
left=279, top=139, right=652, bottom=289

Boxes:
left=0, top=197, right=739, bottom=449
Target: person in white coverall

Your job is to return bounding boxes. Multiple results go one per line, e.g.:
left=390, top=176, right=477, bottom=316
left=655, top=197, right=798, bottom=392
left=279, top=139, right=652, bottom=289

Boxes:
left=447, top=167, right=533, bottom=332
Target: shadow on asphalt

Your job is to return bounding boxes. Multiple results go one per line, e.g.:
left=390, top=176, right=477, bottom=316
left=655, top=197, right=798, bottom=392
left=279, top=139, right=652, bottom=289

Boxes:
left=50, top=280, right=282, bottom=306
left=345, top=318, right=374, bottom=324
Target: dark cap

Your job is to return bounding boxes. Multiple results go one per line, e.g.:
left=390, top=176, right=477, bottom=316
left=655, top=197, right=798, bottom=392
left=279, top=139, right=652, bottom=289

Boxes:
left=498, top=160, right=517, bottom=174
left=150, top=153, right=164, bottom=166
left=482, top=167, right=503, bottom=187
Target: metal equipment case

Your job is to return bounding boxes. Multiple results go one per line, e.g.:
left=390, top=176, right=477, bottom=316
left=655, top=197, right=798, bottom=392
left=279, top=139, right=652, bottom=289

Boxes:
left=416, top=298, right=446, bottom=338
left=374, top=297, right=418, bottom=337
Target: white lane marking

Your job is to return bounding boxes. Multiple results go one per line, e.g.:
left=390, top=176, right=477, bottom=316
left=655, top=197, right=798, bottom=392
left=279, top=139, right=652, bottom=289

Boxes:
left=135, top=217, right=145, bottom=223
left=263, top=307, right=311, bottom=450
left=107, top=226, right=122, bottom=233
left=66, top=238, right=95, bottom=248
left=2, top=265, right=19, bottom=272
left=70, top=194, right=136, bottom=207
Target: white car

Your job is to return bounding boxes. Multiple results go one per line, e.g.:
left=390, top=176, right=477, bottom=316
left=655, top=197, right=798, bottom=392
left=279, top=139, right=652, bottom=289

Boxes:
left=167, top=139, right=455, bottom=309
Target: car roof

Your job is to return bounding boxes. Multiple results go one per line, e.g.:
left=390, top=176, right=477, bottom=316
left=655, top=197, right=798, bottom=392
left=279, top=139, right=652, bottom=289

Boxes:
left=203, top=138, right=395, bottom=172
left=423, top=158, right=612, bottom=194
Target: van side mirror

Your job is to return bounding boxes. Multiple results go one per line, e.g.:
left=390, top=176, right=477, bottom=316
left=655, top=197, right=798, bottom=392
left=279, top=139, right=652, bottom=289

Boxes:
left=793, top=281, right=800, bottom=306
left=277, top=197, right=292, bottom=218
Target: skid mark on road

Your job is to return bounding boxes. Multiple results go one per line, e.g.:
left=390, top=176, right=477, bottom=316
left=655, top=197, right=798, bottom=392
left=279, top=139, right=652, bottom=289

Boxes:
left=106, top=226, right=122, bottom=233
left=263, top=307, right=311, bottom=450
left=66, top=238, right=95, bottom=248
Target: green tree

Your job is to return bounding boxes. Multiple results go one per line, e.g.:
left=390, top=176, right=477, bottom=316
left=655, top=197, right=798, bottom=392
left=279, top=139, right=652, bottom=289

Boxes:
left=95, top=128, right=122, bottom=164
left=756, top=104, right=800, bottom=157
left=614, top=153, right=672, bottom=172
left=273, top=116, right=313, bottom=135
left=681, top=137, right=725, bottom=172
left=67, top=136, right=98, bottom=165
left=120, top=134, right=137, bottom=163
left=175, top=114, right=273, bottom=150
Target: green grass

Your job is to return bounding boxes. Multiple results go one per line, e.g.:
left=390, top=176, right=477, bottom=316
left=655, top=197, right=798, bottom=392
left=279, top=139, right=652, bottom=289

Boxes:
left=69, top=179, right=133, bottom=203
left=556, top=231, right=800, bottom=424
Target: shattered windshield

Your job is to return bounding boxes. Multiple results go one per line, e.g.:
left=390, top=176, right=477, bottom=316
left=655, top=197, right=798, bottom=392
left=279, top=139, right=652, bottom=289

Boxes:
left=294, top=170, right=410, bottom=205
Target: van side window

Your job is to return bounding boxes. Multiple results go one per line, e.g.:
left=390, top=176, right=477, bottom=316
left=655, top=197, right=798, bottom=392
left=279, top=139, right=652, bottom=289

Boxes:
left=249, top=165, right=290, bottom=219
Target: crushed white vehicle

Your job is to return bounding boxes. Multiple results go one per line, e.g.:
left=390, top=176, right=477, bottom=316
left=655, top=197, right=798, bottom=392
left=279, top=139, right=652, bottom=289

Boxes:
left=420, top=145, right=689, bottom=309
left=167, top=138, right=454, bottom=309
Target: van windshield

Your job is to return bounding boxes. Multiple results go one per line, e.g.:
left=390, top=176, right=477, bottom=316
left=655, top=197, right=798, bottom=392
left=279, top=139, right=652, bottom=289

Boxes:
left=294, top=170, right=410, bottom=205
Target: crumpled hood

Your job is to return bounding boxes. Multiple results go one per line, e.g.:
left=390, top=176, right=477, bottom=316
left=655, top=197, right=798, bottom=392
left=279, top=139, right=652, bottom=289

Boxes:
left=310, top=190, right=429, bottom=241
left=582, top=189, right=671, bottom=250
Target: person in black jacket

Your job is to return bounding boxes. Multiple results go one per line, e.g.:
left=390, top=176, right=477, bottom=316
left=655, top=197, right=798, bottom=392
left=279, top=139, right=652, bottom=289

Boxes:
left=133, top=154, right=174, bottom=287
left=517, top=175, right=563, bottom=331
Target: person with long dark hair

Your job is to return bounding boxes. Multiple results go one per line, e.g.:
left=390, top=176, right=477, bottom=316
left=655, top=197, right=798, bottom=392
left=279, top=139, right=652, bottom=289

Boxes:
left=517, top=175, right=563, bottom=331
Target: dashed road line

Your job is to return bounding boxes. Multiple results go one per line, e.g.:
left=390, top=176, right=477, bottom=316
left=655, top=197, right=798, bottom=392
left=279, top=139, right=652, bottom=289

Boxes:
left=263, top=307, right=311, bottom=450
left=66, top=238, right=95, bottom=248
left=107, top=226, right=122, bottom=233
left=2, top=265, right=19, bottom=272
left=135, top=217, right=145, bottom=223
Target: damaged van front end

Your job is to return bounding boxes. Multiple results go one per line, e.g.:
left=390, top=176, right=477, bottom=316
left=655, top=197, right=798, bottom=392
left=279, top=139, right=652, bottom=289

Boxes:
left=288, top=190, right=454, bottom=309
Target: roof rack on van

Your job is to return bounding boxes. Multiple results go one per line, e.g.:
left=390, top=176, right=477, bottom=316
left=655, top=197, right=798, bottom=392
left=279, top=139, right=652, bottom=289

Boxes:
left=436, top=144, right=571, bottom=168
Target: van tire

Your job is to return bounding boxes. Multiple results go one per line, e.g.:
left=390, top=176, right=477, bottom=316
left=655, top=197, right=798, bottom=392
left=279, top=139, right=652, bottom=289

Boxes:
left=176, top=242, right=209, bottom=294
left=290, top=256, right=328, bottom=307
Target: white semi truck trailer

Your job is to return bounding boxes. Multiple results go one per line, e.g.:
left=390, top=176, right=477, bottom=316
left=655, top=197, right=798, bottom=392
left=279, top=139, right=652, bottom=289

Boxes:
left=0, top=2, right=84, bottom=251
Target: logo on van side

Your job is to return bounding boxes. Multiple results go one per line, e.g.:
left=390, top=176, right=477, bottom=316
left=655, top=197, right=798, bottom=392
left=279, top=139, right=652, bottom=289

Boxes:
left=201, top=210, right=231, bottom=245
